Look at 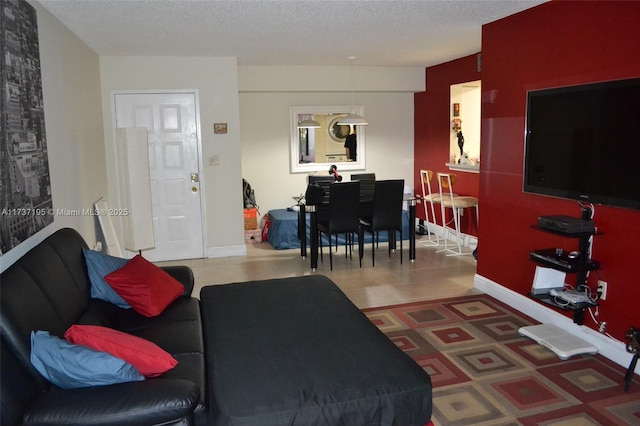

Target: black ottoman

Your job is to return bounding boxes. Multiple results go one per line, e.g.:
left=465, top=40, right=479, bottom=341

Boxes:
left=200, top=275, right=432, bottom=425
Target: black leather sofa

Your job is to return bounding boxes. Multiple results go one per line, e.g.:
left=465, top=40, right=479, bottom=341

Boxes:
left=1, top=228, right=204, bottom=425
left=2, top=228, right=432, bottom=426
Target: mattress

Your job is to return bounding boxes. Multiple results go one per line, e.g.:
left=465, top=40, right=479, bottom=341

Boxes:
left=267, top=208, right=411, bottom=250
left=200, top=275, right=432, bottom=425
left=266, top=208, right=301, bottom=249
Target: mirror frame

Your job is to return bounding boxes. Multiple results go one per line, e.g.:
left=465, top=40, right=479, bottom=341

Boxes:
left=290, top=105, right=366, bottom=173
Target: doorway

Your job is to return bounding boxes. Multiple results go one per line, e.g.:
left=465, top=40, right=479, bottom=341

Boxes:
left=113, top=91, right=205, bottom=261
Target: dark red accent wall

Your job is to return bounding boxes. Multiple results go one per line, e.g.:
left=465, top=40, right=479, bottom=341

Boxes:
left=415, top=1, right=640, bottom=339
left=414, top=54, right=481, bottom=235
left=477, top=1, right=640, bottom=339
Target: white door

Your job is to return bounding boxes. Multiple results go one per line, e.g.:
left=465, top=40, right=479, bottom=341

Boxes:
left=113, top=91, right=204, bottom=262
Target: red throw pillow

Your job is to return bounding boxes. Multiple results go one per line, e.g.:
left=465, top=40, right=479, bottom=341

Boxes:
left=104, top=255, right=184, bottom=317
left=65, top=325, right=177, bottom=377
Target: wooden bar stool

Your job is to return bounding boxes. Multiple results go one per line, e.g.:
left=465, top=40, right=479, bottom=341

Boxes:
left=436, top=172, right=478, bottom=256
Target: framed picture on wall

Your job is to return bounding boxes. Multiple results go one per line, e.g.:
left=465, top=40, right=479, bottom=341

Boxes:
left=214, top=123, right=227, bottom=134
left=1, top=0, right=54, bottom=254
left=453, top=103, right=460, bottom=117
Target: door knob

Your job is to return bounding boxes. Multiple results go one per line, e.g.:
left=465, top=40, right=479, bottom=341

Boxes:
left=191, top=173, right=199, bottom=182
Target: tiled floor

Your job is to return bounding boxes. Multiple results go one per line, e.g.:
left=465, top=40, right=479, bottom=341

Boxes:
left=158, top=235, right=480, bottom=309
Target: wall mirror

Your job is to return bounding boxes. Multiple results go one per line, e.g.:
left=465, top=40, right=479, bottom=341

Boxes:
left=290, top=105, right=366, bottom=173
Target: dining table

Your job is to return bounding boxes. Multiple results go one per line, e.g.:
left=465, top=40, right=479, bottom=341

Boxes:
left=298, top=195, right=417, bottom=270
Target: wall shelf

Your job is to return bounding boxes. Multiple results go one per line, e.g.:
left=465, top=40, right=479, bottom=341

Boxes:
left=529, top=248, right=600, bottom=273
left=528, top=215, right=599, bottom=325
left=529, top=292, right=597, bottom=311
left=445, top=163, right=480, bottom=173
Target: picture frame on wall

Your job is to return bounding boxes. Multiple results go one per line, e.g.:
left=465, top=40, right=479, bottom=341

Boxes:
left=214, top=123, right=227, bottom=134
left=1, top=0, right=54, bottom=254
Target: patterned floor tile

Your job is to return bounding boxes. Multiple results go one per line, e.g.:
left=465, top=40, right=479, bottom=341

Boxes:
left=392, top=303, right=461, bottom=329
left=413, top=353, right=471, bottom=387
left=483, top=372, right=582, bottom=417
left=494, top=376, right=567, bottom=409
left=421, top=323, right=491, bottom=351
left=448, top=344, right=529, bottom=379
left=538, top=359, right=640, bottom=403
left=443, top=298, right=508, bottom=320
left=385, top=328, right=437, bottom=357
left=432, top=383, right=516, bottom=426
left=589, top=393, right=640, bottom=425
left=518, top=403, right=621, bottom=425
left=470, top=315, right=533, bottom=341
left=506, top=340, right=564, bottom=367
left=365, top=310, right=408, bottom=332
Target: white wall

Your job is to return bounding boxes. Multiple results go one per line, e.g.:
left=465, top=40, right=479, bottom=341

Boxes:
left=238, top=65, right=425, bottom=92
left=2, top=2, right=105, bottom=271
left=99, top=61, right=423, bottom=253
left=99, top=57, right=245, bottom=256
left=2, top=8, right=426, bottom=267
left=239, top=66, right=424, bottom=218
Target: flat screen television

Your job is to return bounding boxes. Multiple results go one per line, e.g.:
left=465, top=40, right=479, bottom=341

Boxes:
left=524, top=77, right=640, bottom=210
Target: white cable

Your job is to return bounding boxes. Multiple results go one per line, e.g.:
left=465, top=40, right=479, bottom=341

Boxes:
left=564, top=283, right=597, bottom=304
left=588, top=307, right=615, bottom=339
left=578, top=202, right=595, bottom=220
left=551, top=295, right=570, bottom=307
left=574, top=202, right=596, bottom=282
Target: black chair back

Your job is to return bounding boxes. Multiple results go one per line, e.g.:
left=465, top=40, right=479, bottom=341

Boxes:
left=307, top=175, right=333, bottom=205
left=308, top=175, right=334, bottom=185
left=328, top=181, right=360, bottom=233
left=351, top=173, right=375, bottom=219
left=356, top=180, right=375, bottom=203
left=360, top=179, right=405, bottom=266
left=350, top=173, right=376, bottom=181
left=372, top=179, right=404, bottom=230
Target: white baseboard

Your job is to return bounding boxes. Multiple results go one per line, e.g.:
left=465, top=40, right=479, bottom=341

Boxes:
left=207, top=244, right=247, bottom=258
left=474, top=274, right=639, bottom=375
left=420, top=221, right=478, bottom=250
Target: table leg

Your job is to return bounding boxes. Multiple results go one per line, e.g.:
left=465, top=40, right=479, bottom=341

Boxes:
left=358, top=227, right=364, bottom=267
left=409, top=199, right=416, bottom=262
left=299, top=204, right=307, bottom=258
left=309, top=205, right=318, bottom=270
left=624, top=353, right=638, bottom=391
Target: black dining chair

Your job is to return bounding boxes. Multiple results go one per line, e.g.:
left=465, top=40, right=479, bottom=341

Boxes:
left=306, top=175, right=333, bottom=224
left=350, top=173, right=376, bottom=181
left=317, top=181, right=362, bottom=270
left=351, top=174, right=376, bottom=221
left=360, top=179, right=405, bottom=266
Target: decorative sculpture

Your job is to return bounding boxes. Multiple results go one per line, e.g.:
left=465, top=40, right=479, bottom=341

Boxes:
left=457, top=131, right=465, bottom=160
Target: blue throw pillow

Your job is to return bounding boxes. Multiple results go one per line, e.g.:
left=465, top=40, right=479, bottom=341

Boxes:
left=83, top=249, right=131, bottom=309
left=30, top=330, right=144, bottom=389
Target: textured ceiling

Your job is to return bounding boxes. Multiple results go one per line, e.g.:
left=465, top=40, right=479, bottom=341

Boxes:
left=36, top=0, right=546, bottom=67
